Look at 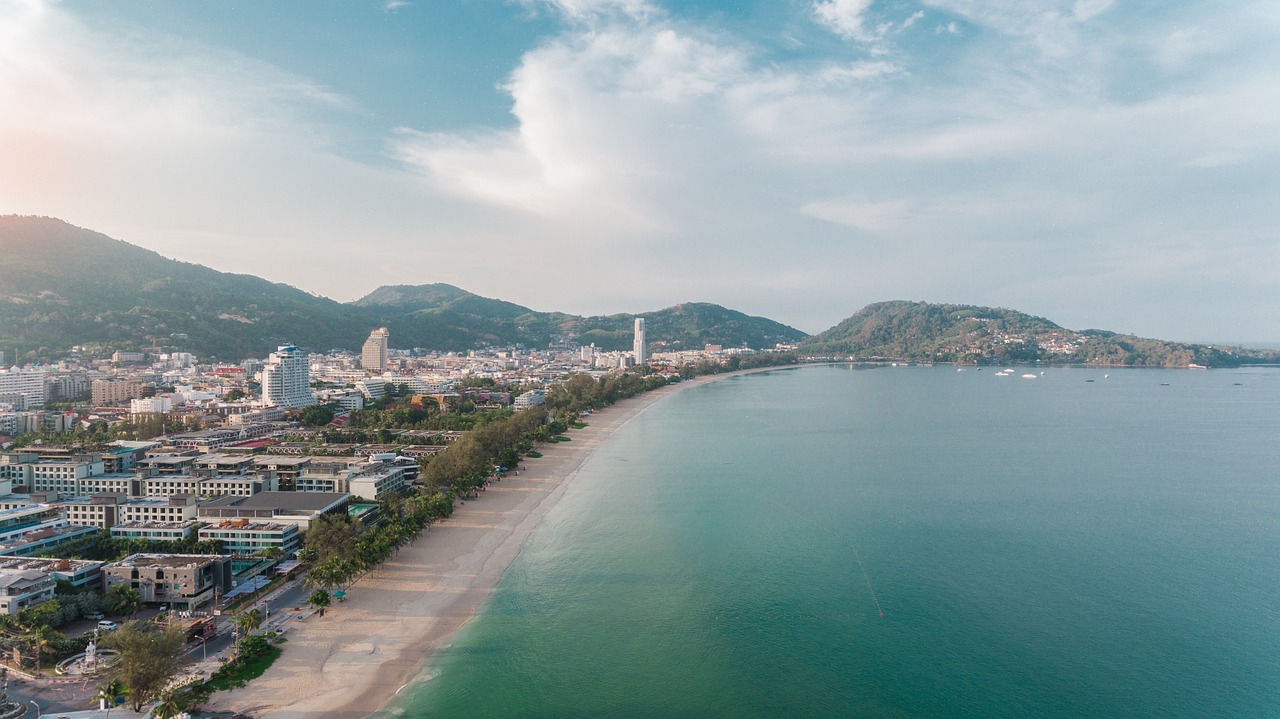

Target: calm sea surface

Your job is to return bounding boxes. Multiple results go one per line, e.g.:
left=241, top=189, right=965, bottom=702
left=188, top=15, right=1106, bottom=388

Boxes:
left=383, top=365, right=1280, bottom=719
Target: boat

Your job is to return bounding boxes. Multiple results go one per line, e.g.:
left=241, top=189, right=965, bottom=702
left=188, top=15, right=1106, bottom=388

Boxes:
left=1021, top=373, right=1037, bottom=379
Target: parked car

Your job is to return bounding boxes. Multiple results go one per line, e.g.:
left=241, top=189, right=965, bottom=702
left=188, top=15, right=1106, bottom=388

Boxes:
left=87, top=612, right=104, bottom=621
left=97, top=620, right=118, bottom=632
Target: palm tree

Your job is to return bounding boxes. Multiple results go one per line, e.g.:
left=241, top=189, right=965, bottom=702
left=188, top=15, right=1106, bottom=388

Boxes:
left=152, top=689, right=184, bottom=719
left=95, top=678, right=126, bottom=718
left=230, top=608, right=262, bottom=645
left=22, top=625, right=56, bottom=675
left=106, top=585, right=142, bottom=619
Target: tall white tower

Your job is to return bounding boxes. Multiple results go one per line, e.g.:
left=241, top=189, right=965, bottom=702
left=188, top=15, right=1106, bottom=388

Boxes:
left=261, top=344, right=315, bottom=408
left=633, top=318, right=647, bottom=366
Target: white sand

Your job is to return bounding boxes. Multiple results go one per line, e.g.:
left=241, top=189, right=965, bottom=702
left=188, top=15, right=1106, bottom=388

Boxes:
left=210, top=375, right=734, bottom=718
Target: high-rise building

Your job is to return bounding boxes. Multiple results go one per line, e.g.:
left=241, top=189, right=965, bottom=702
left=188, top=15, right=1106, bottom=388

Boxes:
left=261, top=344, right=315, bottom=408
left=0, top=367, right=47, bottom=409
left=362, top=327, right=390, bottom=372
left=633, top=318, right=647, bottom=366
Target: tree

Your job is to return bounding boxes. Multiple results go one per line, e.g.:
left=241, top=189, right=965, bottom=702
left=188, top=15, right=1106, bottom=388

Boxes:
left=308, top=589, right=331, bottom=617
left=21, top=625, right=57, bottom=674
left=106, top=585, right=142, bottom=618
left=152, top=690, right=185, bottom=719
left=101, top=622, right=188, bottom=712
left=303, top=514, right=357, bottom=566
left=231, top=608, right=263, bottom=645
left=223, top=388, right=247, bottom=402
left=299, top=403, right=337, bottom=427
left=95, top=678, right=127, bottom=719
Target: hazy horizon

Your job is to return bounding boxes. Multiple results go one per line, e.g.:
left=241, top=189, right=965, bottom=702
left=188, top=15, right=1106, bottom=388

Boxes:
left=2, top=0, right=1277, bottom=341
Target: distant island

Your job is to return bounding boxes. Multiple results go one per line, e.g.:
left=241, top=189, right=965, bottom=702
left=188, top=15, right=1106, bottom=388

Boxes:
left=2, top=215, right=1276, bottom=368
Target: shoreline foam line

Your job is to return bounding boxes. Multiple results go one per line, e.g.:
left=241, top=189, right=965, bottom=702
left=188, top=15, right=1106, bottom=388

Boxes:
left=209, top=367, right=797, bottom=719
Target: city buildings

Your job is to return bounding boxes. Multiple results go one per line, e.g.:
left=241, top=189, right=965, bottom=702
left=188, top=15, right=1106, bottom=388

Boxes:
left=362, top=327, right=390, bottom=372
left=633, top=317, right=647, bottom=365
left=261, top=344, right=315, bottom=409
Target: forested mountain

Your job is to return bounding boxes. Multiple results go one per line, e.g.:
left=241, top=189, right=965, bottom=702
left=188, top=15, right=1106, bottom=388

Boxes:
left=0, top=216, right=371, bottom=360
left=0, top=217, right=806, bottom=361
left=801, top=301, right=1280, bottom=367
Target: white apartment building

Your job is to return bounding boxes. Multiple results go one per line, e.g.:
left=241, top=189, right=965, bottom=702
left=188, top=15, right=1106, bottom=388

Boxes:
left=633, top=317, right=647, bottom=365
left=130, top=396, right=173, bottom=414
left=261, top=344, right=315, bottom=409
left=0, top=367, right=46, bottom=409
left=198, top=520, right=300, bottom=556
left=514, top=390, right=546, bottom=410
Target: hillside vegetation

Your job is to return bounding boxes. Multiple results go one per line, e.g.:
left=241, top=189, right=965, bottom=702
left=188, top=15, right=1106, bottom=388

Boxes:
left=0, top=217, right=806, bottom=361
left=801, top=301, right=1279, bottom=368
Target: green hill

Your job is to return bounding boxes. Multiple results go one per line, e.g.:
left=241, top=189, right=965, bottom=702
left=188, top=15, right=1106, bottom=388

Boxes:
left=0, top=216, right=807, bottom=361
left=0, top=216, right=373, bottom=360
left=801, top=301, right=1279, bottom=367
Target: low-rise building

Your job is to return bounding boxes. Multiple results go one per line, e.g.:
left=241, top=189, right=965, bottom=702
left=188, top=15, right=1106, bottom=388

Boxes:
left=110, top=521, right=200, bottom=543
left=0, top=556, right=103, bottom=590
left=198, top=492, right=348, bottom=531
left=198, top=520, right=300, bottom=556
left=0, top=525, right=98, bottom=557
left=0, top=570, right=55, bottom=614
left=103, top=554, right=231, bottom=609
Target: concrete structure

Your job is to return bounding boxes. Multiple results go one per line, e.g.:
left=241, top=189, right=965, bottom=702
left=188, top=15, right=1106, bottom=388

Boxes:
left=91, top=379, right=146, bottom=406
left=0, top=525, right=97, bottom=557
left=0, top=556, right=103, bottom=590
left=633, top=317, right=647, bottom=365
left=198, top=491, right=349, bottom=530
left=261, top=344, right=315, bottom=409
left=130, top=396, right=173, bottom=414
left=110, top=520, right=199, bottom=543
left=0, top=367, right=46, bottom=409
left=361, top=327, right=390, bottom=372
left=103, top=554, right=231, bottom=609
left=514, top=389, right=546, bottom=410
left=198, top=520, right=300, bottom=556
left=0, top=570, right=55, bottom=614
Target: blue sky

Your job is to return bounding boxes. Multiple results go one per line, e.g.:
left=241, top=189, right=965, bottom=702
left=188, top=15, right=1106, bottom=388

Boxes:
left=1, top=0, right=1277, bottom=341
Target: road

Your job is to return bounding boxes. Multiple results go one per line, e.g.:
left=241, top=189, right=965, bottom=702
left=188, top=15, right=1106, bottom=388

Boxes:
left=9, top=576, right=313, bottom=716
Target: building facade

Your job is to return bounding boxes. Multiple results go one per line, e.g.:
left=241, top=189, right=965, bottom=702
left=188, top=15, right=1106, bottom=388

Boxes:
left=361, top=328, right=390, bottom=372
left=0, top=367, right=46, bottom=409
left=261, top=344, right=315, bottom=409
left=633, top=317, right=647, bottom=365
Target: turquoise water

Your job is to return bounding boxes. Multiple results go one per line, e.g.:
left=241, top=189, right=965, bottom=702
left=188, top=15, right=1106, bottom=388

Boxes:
left=384, top=365, right=1280, bottom=719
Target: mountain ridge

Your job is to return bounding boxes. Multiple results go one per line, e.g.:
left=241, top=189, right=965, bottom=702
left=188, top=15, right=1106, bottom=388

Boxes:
left=0, top=216, right=807, bottom=361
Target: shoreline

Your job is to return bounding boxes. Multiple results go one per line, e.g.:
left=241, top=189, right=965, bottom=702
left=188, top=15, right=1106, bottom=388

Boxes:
left=209, top=369, right=775, bottom=719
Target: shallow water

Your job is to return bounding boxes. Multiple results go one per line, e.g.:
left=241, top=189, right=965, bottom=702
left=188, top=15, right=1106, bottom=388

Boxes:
left=384, top=365, right=1280, bottom=718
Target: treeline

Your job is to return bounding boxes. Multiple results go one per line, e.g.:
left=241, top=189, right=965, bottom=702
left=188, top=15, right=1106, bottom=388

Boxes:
left=300, top=491, right=456, bottom=593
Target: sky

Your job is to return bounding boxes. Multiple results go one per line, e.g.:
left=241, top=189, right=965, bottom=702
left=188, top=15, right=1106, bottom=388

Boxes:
left=1, top=0, right=1278, bottom=341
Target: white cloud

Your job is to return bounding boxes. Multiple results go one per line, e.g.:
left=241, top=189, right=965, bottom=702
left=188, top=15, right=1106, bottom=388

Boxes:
left=812, top=0, right=877, bottom=42
left=1, top=0, right=1279, bottom=338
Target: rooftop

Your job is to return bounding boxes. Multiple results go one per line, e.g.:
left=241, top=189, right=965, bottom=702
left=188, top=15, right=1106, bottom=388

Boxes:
left=202, top=491, right=348, bottom=513
left=112, top=553, right=225, bottom=569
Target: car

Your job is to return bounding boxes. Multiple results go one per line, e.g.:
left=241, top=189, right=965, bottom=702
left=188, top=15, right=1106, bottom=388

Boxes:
left=87, top=612, right=104, bottom=621
left=97, top=620, right=118, bottom=631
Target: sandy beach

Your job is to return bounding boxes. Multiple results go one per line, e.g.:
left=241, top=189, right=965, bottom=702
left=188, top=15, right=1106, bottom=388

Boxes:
left=210, top=373, right=735, bottom=719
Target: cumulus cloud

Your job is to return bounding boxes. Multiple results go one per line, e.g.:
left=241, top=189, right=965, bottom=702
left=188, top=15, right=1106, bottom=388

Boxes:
left=1, top=0, right=1278, bottom=338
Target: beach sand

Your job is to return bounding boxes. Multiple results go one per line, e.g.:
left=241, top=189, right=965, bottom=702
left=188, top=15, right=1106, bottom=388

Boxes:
left=209, top=375, right=726, bottom=719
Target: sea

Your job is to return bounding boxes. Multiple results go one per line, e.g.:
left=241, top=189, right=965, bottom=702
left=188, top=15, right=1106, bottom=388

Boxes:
left=381, top=364, right=1280, bottom=719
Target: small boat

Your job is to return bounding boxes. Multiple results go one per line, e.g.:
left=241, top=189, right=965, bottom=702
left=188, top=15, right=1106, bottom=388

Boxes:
left=1021, top=373, right=1037, bottom=379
